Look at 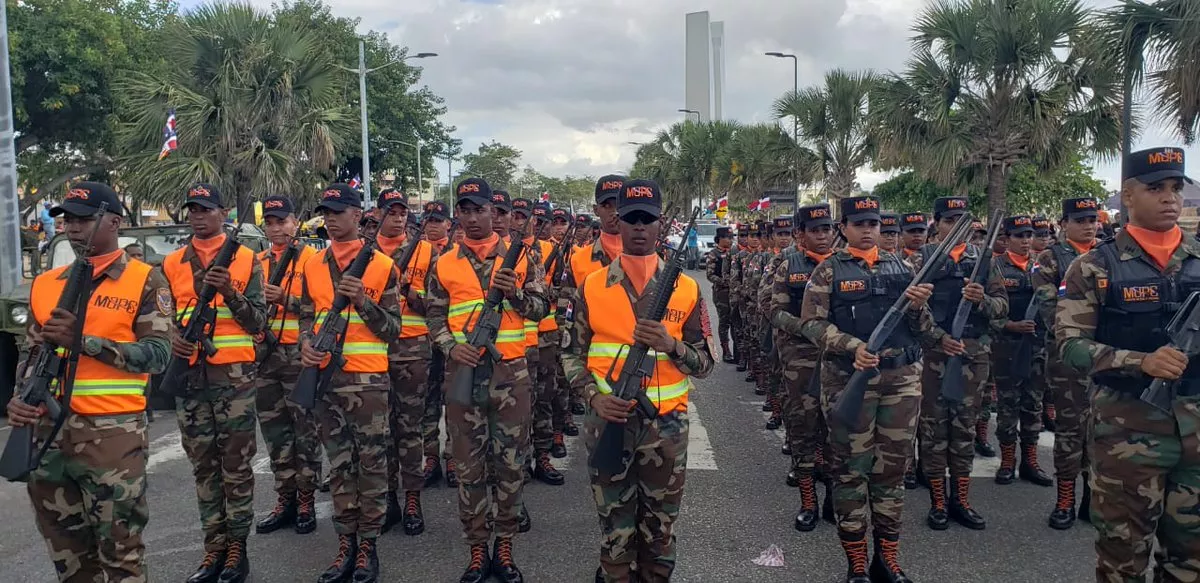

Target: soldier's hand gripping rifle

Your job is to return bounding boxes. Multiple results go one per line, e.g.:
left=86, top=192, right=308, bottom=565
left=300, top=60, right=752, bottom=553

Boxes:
left=447, top=237, right=527, bottom=406
left=832, top=213, right=972, bottom=424
left=393, top=216, right=425, bottom=297
left=544, top=221, right=578, bottom=284
left=0, top=203, right=108, bottom=481
left=1141, top=291, right=1200, bottom=412
left=290, top=239, right=380, bottom=409
left=940, top=209, right=1004, bottom=403
left=590, top=208, right=700, bottom=475
left=257, top=239, right=302, bottom=363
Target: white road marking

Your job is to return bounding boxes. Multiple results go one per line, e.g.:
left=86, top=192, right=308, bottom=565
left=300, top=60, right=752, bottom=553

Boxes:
left=686, top=403, right=718, bottom=470
left=146, top=430, right=186, bottom=472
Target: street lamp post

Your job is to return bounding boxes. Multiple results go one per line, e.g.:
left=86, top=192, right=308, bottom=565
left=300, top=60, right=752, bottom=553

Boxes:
left=765, top=52, right=798, bottom=143
left=678, top=108, right=700, bottom=122
left=341, top=41, right=437, bottom=206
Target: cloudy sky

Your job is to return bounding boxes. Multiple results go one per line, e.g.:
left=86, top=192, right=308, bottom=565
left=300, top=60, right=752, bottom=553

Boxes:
left=208, top=0, right=1196, bottom=191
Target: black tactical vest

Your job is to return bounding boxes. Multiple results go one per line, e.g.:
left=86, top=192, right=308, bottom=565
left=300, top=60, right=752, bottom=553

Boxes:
left=1050, top=243, right=1080, bottom=284
left=1093, top=242, right=1200, bottom=393
left=998, top=255, right=1036, bottom=322
left=924, top=243, right=990, bottom=339
left=709, top=249, right=725, bottom=278
left=784, top=252, right=822, bottom=316
left=829, top=253, right=917, bottom=350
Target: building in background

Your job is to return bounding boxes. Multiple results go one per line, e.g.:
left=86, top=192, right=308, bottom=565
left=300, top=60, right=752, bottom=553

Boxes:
left=685, top=12, right=726, bottom=122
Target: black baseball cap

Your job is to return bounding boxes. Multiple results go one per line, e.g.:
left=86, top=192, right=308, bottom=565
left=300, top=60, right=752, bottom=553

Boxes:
left=796, top=204, right=834, bottom=229
left=51, top=181, right=124, bottom=217
left=184, top=183, right=224, bottom=210
left=261, top=195, right=295, bottom=219
left=378, top=188, right=409, bottom=209
left=595, top=175, right=626, bottom=204
left=455, top=178, right=492, bottom=208
left=617, top=179, right=662, bottom=219
left=880, top=213, right=901, bottom=233
left=747, top=222, right=762, bottom=236
left=1124, top=147, right=1193, bottom=185
left=316, top=183, right=363, bottom=212
left=575, top=213, right=592, bottom=225
left=1004, top=215, right=1034, bottom=235
left=773, top=216, right=793, bottom=231
left=550, top=207, right=571, bottom=222
left=491, top=190, right=512, bottom=212
left=901, top=212, right=928, bottom=231
left=511, top=197, right=534, bottom=218
left=423, top=201, right=450, bottom=221
left=716, top=226, right=732, bottom=240
left=759, top=221, right=773, bottom=236
left=1033, top=216, right=1052, bottom=234
left=933, top=197, right=969, bottom=220
left=1062, top=198, right=1099, bottom=220
left=841, top=196, right=882, bottom=223
left=736, top=223, right=750, bottom=237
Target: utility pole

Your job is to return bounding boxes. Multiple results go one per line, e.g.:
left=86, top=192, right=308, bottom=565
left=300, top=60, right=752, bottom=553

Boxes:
left=357, top=41, right=372, bottom=203
left=0, top=0, right=22, bottom=295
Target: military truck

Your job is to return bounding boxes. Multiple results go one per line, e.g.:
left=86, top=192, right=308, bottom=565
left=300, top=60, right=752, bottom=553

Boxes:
left=0, top=224, right=269, bottom=408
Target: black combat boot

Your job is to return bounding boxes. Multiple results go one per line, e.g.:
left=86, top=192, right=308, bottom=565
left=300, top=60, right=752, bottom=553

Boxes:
left=1048, top=478, right=1077, bottom=530
left=869, top=533, right=913, bottom=583
left=518, top=502, right=532, bottom=533
left=403, top=491, right=425, bottom=535
left=445, top=458, right=460, bottom=487
left=995, top=443, right=1017, bottom=484
left=216, top=539, right=249, bottom=583
left=794, top=473, right=819, bottom=532
left=422, top=456, right=443, bottom=488
left=381, top=491, right=402, bottom=534
left=721, top=340, right=735, bottom=363
left=551, top=432, right=568, bottom=458
left=948, top=477, right=986, bottom=530
left=492, top=536, right=524, bottom=583
left=1019, top=444, right=1053, bottom=487
left=974, top=418, right=996, bottom=457
left=317, top=534, right=357, bottom=583
left=926, top=477, right=948, bottom=531
left=295, top=489, right=317, bottom=534
left=838, top=531, right=871, bottom=583
left=459, top=543, right=491, bottom=583
left=903, top=465, right=917, bottom=490
left=351, top=537, right=379, bottom=583
left=185, top=549, right=225, bottom=583
left=571, top=401, right=586, bottom=415
left=1078, top=473, right=1092, bottom=523
left=786, top=467, right=800, bottom=488
left=256, top=492, right=297, bottom=533
left=564, top=420, right=580, bottom=437
left=781, top=442, right=792, bottom=456
left=534, top=452, right=565, bottom=485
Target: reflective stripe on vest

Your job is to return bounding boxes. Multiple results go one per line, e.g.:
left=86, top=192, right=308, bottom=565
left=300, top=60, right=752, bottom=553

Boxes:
left=30, top=259, right=152, bottom=415
left=581, top=261, right=699, bottom=415
left=303, top=247, right=395, bottom=373
left=163, top=241, right=257, bottom=365
left=398, top=240, right=434, bottom=340
left=435, top=243, right=530, bottom=361
left=258, top=245, right=317, bottom=345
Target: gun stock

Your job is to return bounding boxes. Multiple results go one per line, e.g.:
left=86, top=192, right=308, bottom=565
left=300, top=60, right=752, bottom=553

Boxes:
left=1140, top=291, right=1200, bottom=411
left=940, top=209, right=1004, bottom=404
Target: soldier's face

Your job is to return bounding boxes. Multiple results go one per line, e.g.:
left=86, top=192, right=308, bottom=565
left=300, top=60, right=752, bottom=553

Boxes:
left=264, top=215, right=297, bottom=245
left=550, top=219, right=568, bottom=240
left=491, top=207, right=511, bottom=235
left=511, top=212, right=530, bottom=234
left=1123, top=177, right=1184, bottom=232
left=773, top=232, right=790, bottom=248
left=594, top=199, right=620, bottom=234
left=618, top=211, right=659, bottom=255
left=457, top=201, right=494, bottom=240
left=1063, top=216, right=1098, bottom=243
left=1007, top=231, right=1033, bottom=255
left=717, top=236, right=732, bottom=250
left=803, top=224, right=834, bottom=254
left=880, top=231, right=898, bottom=252
left=186, top=204, right=228, bottom=239
left=844, top=219, right=879, bottom=250
left=902, top=228, right=926, bottom=250
left=320, top=207, right=362, bottom=242
left=994, top=234, right=1009, bottom=255
left=380, top=205, right=408, bottom=237
left=745, top=235, right=760, bottom=249
left=423, top=217, right=449, bottom=240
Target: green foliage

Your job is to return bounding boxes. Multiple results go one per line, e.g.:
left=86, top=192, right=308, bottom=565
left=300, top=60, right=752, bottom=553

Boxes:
left=872, top=171, right=982, bottom=214
left=456, top=141, right=523, bottom=189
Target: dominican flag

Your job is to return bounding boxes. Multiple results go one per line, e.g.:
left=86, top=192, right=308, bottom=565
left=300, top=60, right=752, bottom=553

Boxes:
left=717, top=196, right=728, bottom=209
left=539, top=192, right=550, bottom=203
left=1057, top=282, right=1067, bottom=298
left=348, top=174, right=362, bottom=190
left=748, top=196, right=771, bottom=211
left=158, top=109, right=178, bottom=161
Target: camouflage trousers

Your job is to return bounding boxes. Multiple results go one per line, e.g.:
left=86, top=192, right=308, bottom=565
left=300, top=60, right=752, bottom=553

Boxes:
left=389, top=357, right=431, bottom=492
left=256, top=354, right=323, bottom=496
left=729, top=298, right=744, bottom=365
left=979, top=368, right=996, bottom=425
left=713, top=287, right=731, bottom=349
left=821, top=360, right=921, bottom=538
left=28, top=413, right=149, bottom=582
left=1090, top=387, right=1200, bottom=582
left=992, top=338, right=1045, bottom=446
left=447, top=363, right=532, bottom=544
left=583, top=408, right=688, bottom=583
left=919, top=346, right=988, bottom=478
left=764, top=330, right=783, bottom=409
left=523, top=346, right=541, bottom=461
left=534, top=340, right=569, bottom=445
left=177, top=378, right=257, bottom=552
left=422, top=349, right=449, bottom=460
left=1047, top=355, right=1091, bottom=480
left=781, top=354, right=826, bottom=472
left=317, top=383, right=390, bottom=538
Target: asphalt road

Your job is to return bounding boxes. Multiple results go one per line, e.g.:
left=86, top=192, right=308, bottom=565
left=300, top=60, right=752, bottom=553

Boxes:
left=0, top=271, right=1097, bottom=582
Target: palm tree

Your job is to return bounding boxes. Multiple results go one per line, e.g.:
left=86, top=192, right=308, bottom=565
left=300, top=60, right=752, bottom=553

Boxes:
left=773, top=69, right=878, bottom=203
left=717, top=123, right=818, bottom=211
left=630, top=121, right=740, bottom=209
left=115, top=3, right=354, bottom=216
left=872, top=0, right=1122, bottom=217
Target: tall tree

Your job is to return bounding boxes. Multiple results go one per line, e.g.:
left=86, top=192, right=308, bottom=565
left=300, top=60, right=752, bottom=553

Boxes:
left=872, top=0, right=1122, bottom=217
left=456, top=141, right=522, bottom=189
left=717, top=123, right=816, bottom=210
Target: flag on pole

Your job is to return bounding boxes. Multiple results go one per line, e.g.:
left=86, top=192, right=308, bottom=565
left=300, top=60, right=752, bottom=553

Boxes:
left=158, top=109, right=178, bottom=161
left=717, top=196, right=728, bottom=209
left=348, top=174, right=362, bottom=190
left=539, top=192, right=550, bottom=203
left=755, top=196, right=771, bottom=211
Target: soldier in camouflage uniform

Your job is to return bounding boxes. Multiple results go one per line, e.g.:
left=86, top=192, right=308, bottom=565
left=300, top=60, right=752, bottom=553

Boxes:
left=741, top=222, right=768, bottom=388
left=771, top=204, right=836, bottom=532
left=801, top=195, right=938, bottom=583
left=706, top=226, right=735, bottom=362
left=899, top=212, right=928, bottom=262
left=9, top=183, right=171, bottom=583
left=879, top=213, right=901, bottom=254
left=991, top=216, right=1053, bottom=490
left=164, top=184, right=267, bottom=583
left=254, top=195, right=323, bottom=537
left=1031, top=215, right=1059, bottom=433
left=1036, top=198, right=1099, bottom=530
left=974, top=233, right=1009, bottom=459
left=562, top=179, right=714, bottom=583
left=759, top=217, right=795, bottom=430
left=1058, top=147, right=1200, bottom=582
left=420, top=201, right=459, bottom=488
left=728, top=223, right=753, bottom=372
left=543, top=206, right=580, bottom=444
left=427, top=178, right=548, bottom=583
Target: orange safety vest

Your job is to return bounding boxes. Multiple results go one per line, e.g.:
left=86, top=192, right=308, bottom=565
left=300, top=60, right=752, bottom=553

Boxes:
left=303, top=248, right=395, bottom=373
left=570, top=242, right=607, bottom=290
left=582, top=262, right=699, bottom=415
left=258, top=245, right=318, bottom=346
left=30, top=260, right=153, bottom=416
left=397, top=239, right=435, bottom=340
left=434, top=244, right=530, bottom=361
left=162, top=242, right=257, bottom=365
left=525, top=239, right=555, bottom=340
left=537, top=239, right=562, bottom=334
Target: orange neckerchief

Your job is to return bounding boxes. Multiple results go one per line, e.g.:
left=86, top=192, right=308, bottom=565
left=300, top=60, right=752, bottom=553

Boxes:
left=1007, top=251, right=1030, bottom=271
left=329, top=239, right=364, bottom=271
left=846, top=246, right=879, bottom=268
left=92, top=248, right=125, bottom=278
left=1067, top=239, right=1095, bottom=256
left=621, top=254, right=658, bottom=296
left=1126, top=224, right=1183, bottom=270
left=949, top=243, right=967, bottom=263
left=599, top=231, right=623, bottom=261
left=806, top=250, right=832, bottom=263
left=904, top=247, right=917, bottom=258
left=376, top=233, right=406, bottom=258
left=428, top=237, right=450, bottom=253
left=191, top=233, right=227, bottom=267
left=462, top=232, right=500, bottom=262
left=270, top=243, right=289, bottom=263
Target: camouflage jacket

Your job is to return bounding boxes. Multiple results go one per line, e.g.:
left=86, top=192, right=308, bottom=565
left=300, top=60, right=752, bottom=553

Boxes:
left=1033, top=239, right=1092, bottom=346
left=706, top=247, right=732, bottom=289
left=728, top=247, right=752, bottom=303
left=758, top=247, right=795, bottom=317
left=743, top=249, right=772, bottom=312
left=382, top=235, right=440, bottom=362
left=770, top=247, right=824, bottom=366
left=1057, top=229, right=1200, bottom=376
left=562, top=256, right=715, bottom=405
